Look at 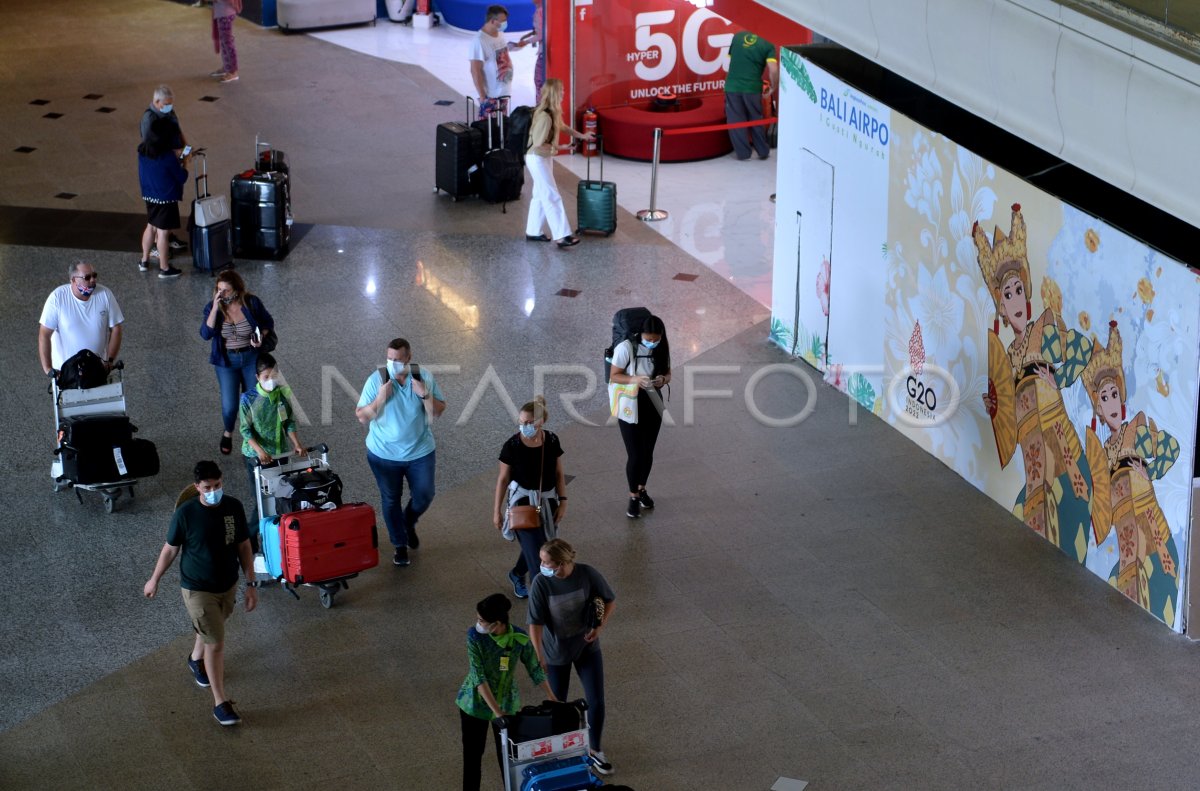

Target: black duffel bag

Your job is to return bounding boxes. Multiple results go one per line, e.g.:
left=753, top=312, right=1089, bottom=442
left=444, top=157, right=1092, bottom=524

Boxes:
left=274, top=468, right=343, bottom=514
left=57, top=349, right=108, bottom=390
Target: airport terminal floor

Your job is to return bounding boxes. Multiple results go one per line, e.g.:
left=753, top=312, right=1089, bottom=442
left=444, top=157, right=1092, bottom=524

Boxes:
left=3, top=2, right=1200, bottom=789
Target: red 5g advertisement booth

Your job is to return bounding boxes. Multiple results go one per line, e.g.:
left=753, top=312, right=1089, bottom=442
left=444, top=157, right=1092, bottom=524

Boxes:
left=545, top=0, right=811, bottom=161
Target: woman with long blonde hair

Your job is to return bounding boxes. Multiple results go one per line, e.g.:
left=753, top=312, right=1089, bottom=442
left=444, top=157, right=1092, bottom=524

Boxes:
left=524, top=78, right=593, bottom=248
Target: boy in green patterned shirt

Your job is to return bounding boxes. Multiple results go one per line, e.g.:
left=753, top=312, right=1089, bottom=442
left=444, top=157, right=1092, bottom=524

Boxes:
left=238, top=353, right=304, bottom=525
left=457, top=593, right=556, bottom=790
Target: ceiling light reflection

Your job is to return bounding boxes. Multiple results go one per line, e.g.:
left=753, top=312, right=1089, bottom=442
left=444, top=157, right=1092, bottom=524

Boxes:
left=523, top=298, right=535, bottom=316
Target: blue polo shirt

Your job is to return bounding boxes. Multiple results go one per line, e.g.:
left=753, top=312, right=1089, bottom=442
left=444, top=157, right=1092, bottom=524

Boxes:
left=357, top=369, right=444, bottom=462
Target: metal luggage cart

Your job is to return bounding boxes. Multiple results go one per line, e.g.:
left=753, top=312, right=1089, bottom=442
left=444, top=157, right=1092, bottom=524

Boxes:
left=51, top=364, right=139, bottom=514
left=493, top=699, right=597, bottom=791
left=252, top=444, right=359, bottom=608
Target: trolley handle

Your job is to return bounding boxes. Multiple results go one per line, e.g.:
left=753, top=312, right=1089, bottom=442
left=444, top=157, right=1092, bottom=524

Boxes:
left=253, top=443, right=330, bottom=468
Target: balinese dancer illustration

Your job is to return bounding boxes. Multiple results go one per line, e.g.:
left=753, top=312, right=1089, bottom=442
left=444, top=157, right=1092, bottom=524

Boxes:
left=977, top=204, right=1094, bottom=561
left=1082, top=320, right=1180, bottom=625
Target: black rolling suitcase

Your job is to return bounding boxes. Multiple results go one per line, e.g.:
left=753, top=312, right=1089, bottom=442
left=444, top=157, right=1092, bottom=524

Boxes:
left=478, top=100, right=523, bottom=211
left=231, top=136, right=290, bottom=259
left=576, top=136, right=616, bottom=236
left=435, top=121, right=482, bottom=200
left=188, top=151, right=233, bottom=274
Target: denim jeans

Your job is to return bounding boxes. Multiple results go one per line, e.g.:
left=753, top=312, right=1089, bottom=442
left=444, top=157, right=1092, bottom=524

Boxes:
left=546, top=648, right=606, bottom=752
left=367, top=449, right=436, bottom=548
left=214, top=349, right=257, bottom=433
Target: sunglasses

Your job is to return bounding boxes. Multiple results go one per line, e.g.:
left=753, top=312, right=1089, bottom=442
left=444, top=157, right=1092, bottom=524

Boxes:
left=72, top=273, right=99, bottom=282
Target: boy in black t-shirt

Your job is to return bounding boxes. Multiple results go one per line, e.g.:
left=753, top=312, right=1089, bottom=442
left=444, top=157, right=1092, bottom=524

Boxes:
left=144, top=461, right=257, bottom=726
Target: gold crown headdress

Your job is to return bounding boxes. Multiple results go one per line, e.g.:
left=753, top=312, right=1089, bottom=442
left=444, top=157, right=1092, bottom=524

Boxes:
left=973, top=203, right=1031, bottom=319
left=1081, top=320, right=1126, bottom=411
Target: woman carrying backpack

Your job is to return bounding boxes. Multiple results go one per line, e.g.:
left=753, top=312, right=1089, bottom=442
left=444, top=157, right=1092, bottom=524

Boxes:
left=609, top=314, right=671, bottom=518
left=524, top=78, right=593, bottom=248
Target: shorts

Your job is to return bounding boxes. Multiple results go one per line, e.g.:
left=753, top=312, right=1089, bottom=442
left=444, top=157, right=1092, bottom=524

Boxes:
left=145, top=200, right=181, bottom=231
left=182, top=584, right=237, bottom=645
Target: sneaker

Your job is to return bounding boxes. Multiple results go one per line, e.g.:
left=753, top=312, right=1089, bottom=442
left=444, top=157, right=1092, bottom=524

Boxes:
left=149, top=247, right=159, bottom=259
left=213, top=700, right=241, bottom=726
left=626, top=496, right=641, bottom=519
left=208, top=70, right=225, bottom=78
left=138, top=260, right=149, bottom=272
left=158, top=266, right=183, bottom=279
left=407, top=525, right=420, bottom=550
left=589, top=751, right=613, bottom=775
left=393, top=547, right=410, bottom=567
left=508, top=570, right=529, bottom=599
left=638, top=490, right=655, bottom=509
left=187, top=656, right=210, bottom=688
left=168, top=237, right=187, bottom=250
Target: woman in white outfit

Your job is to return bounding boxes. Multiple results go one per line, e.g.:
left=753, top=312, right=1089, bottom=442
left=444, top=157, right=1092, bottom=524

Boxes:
left=525, top=78, right=593, bottom=248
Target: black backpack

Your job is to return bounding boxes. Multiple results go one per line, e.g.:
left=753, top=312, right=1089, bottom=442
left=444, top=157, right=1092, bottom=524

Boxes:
left=57, top=349, right=108, bottom=390
left=274, top=468, right=344, bottom=515
left=603, top=307, right=669, bottom=384
left=507, top=105, right=534, bottom=159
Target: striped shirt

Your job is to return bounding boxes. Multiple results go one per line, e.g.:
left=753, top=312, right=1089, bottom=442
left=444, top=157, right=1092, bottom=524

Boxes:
left=222, top=317, right=253, bottom=350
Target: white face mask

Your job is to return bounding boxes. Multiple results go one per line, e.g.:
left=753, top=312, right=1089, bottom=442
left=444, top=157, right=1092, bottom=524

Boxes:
left=475, top=622, right=491, bottom=634
left=261, top=378, right=277, bottom=392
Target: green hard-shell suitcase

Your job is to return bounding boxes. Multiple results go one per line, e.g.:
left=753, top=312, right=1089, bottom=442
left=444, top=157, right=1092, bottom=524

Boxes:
left=576, top=137, right=616, bottom=236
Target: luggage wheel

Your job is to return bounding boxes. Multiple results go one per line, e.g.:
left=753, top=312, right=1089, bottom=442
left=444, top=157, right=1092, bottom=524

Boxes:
left=52, top=479, right=71, bottom=494
left=319, top=588, right=335, bottom=609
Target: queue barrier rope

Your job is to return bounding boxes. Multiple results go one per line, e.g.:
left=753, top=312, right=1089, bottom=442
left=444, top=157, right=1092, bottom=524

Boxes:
left=637, top=116, right=777, bottom=222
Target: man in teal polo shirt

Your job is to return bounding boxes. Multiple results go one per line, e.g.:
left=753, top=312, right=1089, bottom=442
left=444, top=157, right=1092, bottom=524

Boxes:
left=724, top=30, right=779, bottom=160
left=356, top=337, right=447, bottom=567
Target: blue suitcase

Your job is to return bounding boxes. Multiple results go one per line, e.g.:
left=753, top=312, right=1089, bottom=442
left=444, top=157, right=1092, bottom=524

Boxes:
left=260, top=515, right=284, bottom=578
left=521, top=755, right=599, bottom=791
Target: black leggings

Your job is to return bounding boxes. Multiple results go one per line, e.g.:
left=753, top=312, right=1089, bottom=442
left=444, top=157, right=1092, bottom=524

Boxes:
left=617, top=390, right=663, bottom=492
left=546, top=648, right=606, bottom=752
left=460, top=708, right=504, bottom=791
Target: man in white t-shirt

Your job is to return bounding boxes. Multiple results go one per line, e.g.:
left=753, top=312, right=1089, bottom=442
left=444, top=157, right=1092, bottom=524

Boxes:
left=38, top=260, right=125, bottom=377
left=469, top=4, right=526, bottom=118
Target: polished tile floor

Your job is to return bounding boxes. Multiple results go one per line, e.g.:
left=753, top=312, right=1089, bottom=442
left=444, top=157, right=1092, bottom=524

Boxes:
left=3, top=2, right=1200, bottom=790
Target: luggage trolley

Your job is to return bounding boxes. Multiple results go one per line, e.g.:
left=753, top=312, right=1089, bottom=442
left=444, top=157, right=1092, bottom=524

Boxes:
left=252, top=444, right=378, bottom=608
left=50, top=364, right=148, bottom=514
left=493, top=699, right=604, bottom=791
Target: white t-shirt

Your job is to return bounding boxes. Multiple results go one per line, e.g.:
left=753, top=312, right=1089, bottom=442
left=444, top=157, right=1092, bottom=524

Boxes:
left=610, top=339, right=657, bottom=378
left=38, top=284, right=124, bottom=369
left=469, top=30, right=513, bottom=98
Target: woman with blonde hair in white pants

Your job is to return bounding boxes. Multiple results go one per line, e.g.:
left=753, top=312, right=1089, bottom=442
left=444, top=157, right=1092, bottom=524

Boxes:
left=525, top=78, right=593, bottom=248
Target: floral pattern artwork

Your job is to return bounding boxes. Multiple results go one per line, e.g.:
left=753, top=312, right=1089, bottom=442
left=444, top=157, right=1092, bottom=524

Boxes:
left=817, top=257, right=831, bottom=317
left=885, top=124, right=998, bottom=485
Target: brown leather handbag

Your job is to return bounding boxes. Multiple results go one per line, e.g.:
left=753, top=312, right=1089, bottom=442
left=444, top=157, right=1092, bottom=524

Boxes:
left=508, top=439, right=545, bottom=530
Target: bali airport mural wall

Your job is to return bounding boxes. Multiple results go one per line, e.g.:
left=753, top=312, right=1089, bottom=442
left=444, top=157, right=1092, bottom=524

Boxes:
left=771, top=51, right=1200, bottom=631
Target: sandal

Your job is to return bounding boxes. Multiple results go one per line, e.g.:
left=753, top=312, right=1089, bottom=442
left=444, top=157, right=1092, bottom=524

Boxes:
left=220, top=435, right=233, bottom=455
left=556, top=236, right=580, bottom=248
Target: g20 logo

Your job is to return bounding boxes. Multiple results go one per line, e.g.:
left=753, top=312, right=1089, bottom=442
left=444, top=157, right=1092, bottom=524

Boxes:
left=906, top=375, right=936, bottom=412
left=632, top=8, right=734, bottom=82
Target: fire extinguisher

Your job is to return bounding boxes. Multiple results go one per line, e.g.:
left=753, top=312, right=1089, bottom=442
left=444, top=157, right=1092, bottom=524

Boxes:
left=582, top=107, right=598, bottom=157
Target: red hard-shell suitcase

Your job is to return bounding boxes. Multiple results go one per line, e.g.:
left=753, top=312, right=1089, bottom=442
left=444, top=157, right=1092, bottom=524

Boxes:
left=279, top=502, right=379, bottom=585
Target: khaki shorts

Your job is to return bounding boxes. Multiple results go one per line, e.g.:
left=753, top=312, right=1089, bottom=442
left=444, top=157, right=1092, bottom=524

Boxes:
left=182, top=584, right=237, bottom=645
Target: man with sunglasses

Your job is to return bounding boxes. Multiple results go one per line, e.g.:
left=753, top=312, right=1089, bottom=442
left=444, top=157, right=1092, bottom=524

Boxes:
left=38, top=260, right=124, bottom=378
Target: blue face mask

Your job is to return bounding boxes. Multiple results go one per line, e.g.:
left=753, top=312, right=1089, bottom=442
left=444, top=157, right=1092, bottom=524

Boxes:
left=498, top=20, right=508, bottom=32
left=202, top=488, right=224, bottom=506
left=539, top=564, right=556, bottom=578
left=642, top=339, right=658, bottom=349
left=77, top=286, right=95, bottom=297
left=388, top=360, right=407, bottom=378
left=519, top=423, right=538, bottom=438
left=160, top=103, right=173, bottom=114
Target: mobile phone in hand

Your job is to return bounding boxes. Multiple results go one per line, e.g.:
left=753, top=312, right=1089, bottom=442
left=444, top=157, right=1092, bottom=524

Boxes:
left=181, top=145, right=192, bottom=158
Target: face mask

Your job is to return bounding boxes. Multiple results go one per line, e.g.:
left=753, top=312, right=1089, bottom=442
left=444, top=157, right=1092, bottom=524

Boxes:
left=642, top=339, right=658, bottom=349
left=519, top=423, right=538, bottom=438
left=261, top=379, right=277, bottom=392
left=498, top=20, right=508, bottom=32
left=539, top=564, right=556, bottom=578
left=219, top=294, right=237, bottom=305
left=77, top=286, right=95, bottom=297
left=474, top=622, right=491, bottom=635
left=388, top=360, right=407, bottom=378
left=202, top=488, right=223, bottom=506
left=160, top=103, right=173, bottom=114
